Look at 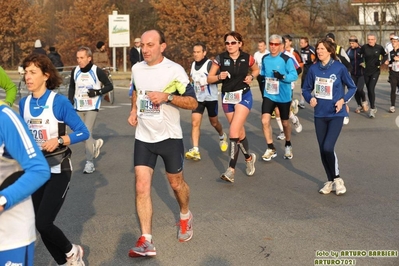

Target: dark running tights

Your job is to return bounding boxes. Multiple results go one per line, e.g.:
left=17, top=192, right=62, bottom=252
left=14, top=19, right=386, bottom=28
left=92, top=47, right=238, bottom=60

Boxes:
left=364, top=72, right=380, bottom=109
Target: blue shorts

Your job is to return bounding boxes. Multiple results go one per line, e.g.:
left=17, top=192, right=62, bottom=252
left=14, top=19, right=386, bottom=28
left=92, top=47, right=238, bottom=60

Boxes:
left=0, top=241, right=35, bottom=266
left=221, top=89, right=253, bottom=113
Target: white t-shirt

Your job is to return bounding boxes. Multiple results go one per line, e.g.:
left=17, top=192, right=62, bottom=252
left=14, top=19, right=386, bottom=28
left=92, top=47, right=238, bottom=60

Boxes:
left=254, top=50, right=270, bottom=70
left=132, top=57, right=190, bottom=143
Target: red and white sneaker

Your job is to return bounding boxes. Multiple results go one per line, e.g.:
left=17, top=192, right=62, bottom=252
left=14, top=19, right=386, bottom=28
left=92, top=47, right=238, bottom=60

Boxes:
left=178, top=211, right=193, bottom=242
left=128, top=236, right=156, bottom=257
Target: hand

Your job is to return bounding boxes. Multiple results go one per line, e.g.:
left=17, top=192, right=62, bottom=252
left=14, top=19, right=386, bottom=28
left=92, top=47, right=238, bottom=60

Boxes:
left=273, top=70, right=284, bottom=80
left=310, top=97, right=317, bottom=108
left=41, top=138, right=60, bottom=153
left=128, top=111, right=138, bottom=127
left=243, top=75, right=253, bottom=85
left=335, top=98, right=345, bottom=113
left=359, top=62, right=366, bottom=68
left=218, top=71, right=230, bottom=80
left=87, top=89, right=100, bottom=98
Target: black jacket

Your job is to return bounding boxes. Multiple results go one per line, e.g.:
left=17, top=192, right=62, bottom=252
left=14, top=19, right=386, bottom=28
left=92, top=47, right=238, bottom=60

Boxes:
left=48, top=51, right=64, bottom=71
left=129, top=47, right=143, bottom=67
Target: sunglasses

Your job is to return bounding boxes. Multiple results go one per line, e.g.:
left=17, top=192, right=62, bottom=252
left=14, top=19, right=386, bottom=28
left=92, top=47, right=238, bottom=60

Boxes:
left=269, top=42, right=281, bottom=47
left=225, top=41, right=239, bottom=45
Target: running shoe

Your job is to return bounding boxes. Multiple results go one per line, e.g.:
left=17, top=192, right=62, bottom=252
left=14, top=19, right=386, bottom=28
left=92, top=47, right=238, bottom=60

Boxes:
left=83, top=161, right=95, bottom=174
left=343, top=117, right=349, bottom=125
left=93, top=139, right=103, bottom=159
left=298, top=101, right=305, bottom=109
left=262, top=149, right=277, bottom=161
left=185, top=148, right=201, bottom=161
left=291, top=99, right=299, bottom=115
left=220, top=167, right=235, bottom=183
left=219, top=132, right=228, bottom=152
left=178, top=211, right=193, bottom=242
left=283, top=145, right=293, bottom=160
left=293, top=116, right=302, bottom=133
left=354, top=106, right=363, bottom=114
left=128, top=236, right=156, bottom=257
left=369, top=108, right=377, bottom=118
left=319, top=181, right=333, bottom=194
left=334, top=178, right=346, bottom=195
left=245, top=153, right=256, bottom=176
left=277, top=131, right=285, bottom=140
left=390, top=106, right=395, bottom=113
left=66, top=244, right=85, bottom=266
left=362, top=101, right=369, bottom=112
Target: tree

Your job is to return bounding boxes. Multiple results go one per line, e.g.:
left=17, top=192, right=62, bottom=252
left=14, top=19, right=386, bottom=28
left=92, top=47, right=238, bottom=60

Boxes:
left=0, top=0, right=43, bottom=66
left=150, top=0, right=251, bottom=69
left=55, top=0, right=116, bottom=66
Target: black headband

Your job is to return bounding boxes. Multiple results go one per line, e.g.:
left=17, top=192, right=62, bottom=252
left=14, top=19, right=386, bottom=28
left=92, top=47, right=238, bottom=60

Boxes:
left=349, top=38, right=358, bottom=43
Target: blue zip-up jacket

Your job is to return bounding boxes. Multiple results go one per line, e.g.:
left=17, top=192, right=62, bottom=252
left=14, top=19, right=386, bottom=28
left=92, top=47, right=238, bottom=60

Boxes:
left=302, top=59, right=356, bottom=118
left=261, top=52, right=298, bottom=103
left=0, top=105, right=50, bottom=210
left=347, top=45, right=363, bottom=77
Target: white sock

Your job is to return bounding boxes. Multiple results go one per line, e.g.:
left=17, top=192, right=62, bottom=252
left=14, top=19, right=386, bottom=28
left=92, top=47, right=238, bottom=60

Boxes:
left=276, top=117, right=283, bottom=132
left=180, top=211, right=190, bottom=220
left=193, top=147, right=199, bottom=152
left=219, top=134, right=224, bottom=140
left=66, top=244, right=77, bottom=258
left=142, top=234, right=152, bottom=242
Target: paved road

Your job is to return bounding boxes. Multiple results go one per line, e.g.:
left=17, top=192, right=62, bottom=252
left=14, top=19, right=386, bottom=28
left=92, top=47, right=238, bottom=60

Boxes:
left=2, top=76, right=399, bottom=266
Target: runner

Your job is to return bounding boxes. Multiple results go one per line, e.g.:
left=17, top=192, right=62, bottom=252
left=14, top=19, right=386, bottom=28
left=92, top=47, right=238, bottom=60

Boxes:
left=185, top=42, right=228, bottom=161
left=208, top=31, right=258, bottom=183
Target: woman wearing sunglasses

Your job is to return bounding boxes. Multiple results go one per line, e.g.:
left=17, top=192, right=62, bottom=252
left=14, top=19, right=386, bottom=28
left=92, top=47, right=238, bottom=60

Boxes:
left=302, top=38, right=356, bottom=196
left=208, top=31, right=259, bottom=183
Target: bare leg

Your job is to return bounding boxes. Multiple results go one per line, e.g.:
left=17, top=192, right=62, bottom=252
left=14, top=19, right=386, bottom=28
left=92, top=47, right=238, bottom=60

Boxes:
left=135, top=166, right=154, bottom=234
left=166, top=171, right=190, bottom=214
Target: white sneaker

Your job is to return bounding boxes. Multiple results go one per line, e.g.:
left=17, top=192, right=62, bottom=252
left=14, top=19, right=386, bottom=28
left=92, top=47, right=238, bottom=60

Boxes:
left=83, top=161, right=95, bottom=174
left=66, top=244, right=85, bottom=266
left=292, top=116, right=302, bottom=133
left=343, top=117, right=349, bottom=125
left=369, top=108, right=377, bottom=118
left=283, top=146, right=293, bottom=160
left=245, top=153, right=256, bottom=176
left=298, top=101, right=305, bottom=109
left=277, top=131, right=285, bottom=140
left=93, top=139, right=103, bottom=159
left=291, top=99, right=299, bottom=115
left=319, top=181, right=333, bottom=194
left=334, top=178, right=346, bottom=195
left=262, top=149, right=277, bottom=161
left=389, top=106, right=395, bottom=113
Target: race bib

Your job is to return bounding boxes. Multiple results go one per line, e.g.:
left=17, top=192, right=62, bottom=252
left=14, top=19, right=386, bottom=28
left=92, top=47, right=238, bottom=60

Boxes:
left=265, top=78, right=279, bottom=95
left=314, top=77, right=333, bottom=100
left=76, top=86, right=95, bottom=110
left=28, top=119, right=50, bottom=149
left=223, top=90, right=242, bottom=104
left=137, top=90, right=161, bottom=117
left=392, top=61, right=399, bottom=72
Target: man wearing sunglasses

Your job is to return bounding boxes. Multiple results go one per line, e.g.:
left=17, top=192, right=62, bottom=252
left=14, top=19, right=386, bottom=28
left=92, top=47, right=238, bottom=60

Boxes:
left=260, top=34, right=298, bottom=161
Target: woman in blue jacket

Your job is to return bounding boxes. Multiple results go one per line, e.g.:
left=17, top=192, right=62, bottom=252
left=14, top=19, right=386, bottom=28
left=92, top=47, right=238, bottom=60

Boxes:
left=19, top=54, right=89, bottom=266
left=302, top=38, right=356, bottom=196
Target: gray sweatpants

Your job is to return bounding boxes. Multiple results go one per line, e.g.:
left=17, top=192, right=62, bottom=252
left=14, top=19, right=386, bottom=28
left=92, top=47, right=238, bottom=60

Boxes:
left=78, top=111, right=98, bottom=162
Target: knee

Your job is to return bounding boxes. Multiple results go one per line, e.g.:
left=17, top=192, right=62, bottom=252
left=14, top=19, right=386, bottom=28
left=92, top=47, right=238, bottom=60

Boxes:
left=169, top=177, right=186, bottom=191
left=282, top=120, right=289, bottom=127
left=261, top=116, right=270, bottom=127
left=135, top=180, right=151, bottom=196
left=35, top=216, right=51, bottom=234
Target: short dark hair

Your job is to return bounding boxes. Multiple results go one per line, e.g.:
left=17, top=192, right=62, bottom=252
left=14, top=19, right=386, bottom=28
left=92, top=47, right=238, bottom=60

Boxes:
left=224, top=31, right=244, bottom=46
left=283, top=35, right=292, bottom=41
left=193, top=42, right=206, bottom=51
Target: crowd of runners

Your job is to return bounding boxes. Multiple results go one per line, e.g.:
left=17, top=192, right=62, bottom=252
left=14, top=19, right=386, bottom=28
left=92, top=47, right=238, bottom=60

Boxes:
left=0, top=29, right=397, bottom=265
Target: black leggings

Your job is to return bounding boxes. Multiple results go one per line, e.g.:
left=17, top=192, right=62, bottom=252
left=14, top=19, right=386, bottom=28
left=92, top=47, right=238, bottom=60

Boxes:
left=351, top=74, right=366, bottom=106
left=33, top=171, right=72, bottom=265
left=364, top=72, right=380, bottom=109
left=389, top=71, right=399, bottom=106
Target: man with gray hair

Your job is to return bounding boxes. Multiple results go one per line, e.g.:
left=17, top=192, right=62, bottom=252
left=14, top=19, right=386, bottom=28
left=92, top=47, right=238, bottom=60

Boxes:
left=68, top=46, right=114, bottom=173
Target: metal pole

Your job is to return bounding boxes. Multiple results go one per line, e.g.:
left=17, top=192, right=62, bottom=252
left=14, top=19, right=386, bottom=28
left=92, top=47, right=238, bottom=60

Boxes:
left=231, top=0, right=235, bottom=31
left=265, top=0, right=269, bottom=44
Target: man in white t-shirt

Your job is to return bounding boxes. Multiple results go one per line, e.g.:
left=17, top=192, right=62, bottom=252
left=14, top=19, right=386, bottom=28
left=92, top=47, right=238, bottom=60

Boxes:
left=254, top=40, right=270, bottom=94
left=127, top=29, right=198, bottom=258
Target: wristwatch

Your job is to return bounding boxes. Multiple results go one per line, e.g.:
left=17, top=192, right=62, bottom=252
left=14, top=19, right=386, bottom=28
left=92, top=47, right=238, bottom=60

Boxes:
left=167, top=94, right=174, bottom=103
left=0, top=196, right=7, bottom=207
left=58, top=136, right=64, bottom=145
